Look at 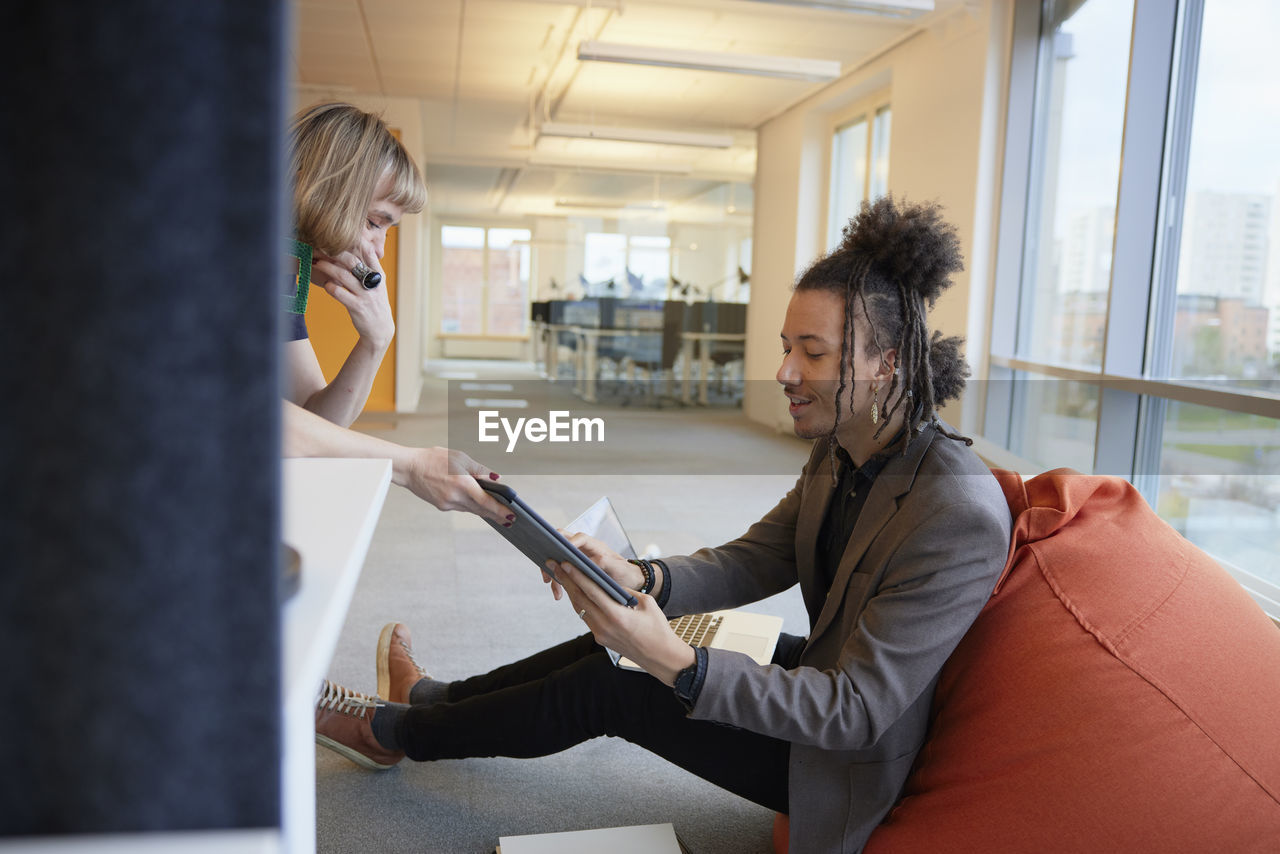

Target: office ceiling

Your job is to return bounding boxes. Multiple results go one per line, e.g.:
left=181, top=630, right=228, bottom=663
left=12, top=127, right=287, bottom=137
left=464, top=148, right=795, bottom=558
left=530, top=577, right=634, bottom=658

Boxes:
left=291, top=0, right=943, bottom=224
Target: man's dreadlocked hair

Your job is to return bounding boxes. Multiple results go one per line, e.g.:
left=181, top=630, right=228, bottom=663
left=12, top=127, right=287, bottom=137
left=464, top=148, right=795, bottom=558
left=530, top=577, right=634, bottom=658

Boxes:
left=795, top=196, right=971, bottom=460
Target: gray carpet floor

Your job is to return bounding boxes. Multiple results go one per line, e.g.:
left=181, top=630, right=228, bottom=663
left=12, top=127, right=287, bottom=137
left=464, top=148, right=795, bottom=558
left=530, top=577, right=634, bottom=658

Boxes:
left=316, top=360, right=811, bottom=854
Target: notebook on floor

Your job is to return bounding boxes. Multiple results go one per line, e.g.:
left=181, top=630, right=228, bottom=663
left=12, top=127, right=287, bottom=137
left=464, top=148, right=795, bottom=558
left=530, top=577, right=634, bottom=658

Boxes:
left=496, top=821, right=689, bottom=854
left=565, top=497, right=784, bottom=671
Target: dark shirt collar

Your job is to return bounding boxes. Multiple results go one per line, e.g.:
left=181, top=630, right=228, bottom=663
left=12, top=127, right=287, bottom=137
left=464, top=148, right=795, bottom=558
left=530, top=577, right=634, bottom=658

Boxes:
left=832, top=426, right=907, bottom=484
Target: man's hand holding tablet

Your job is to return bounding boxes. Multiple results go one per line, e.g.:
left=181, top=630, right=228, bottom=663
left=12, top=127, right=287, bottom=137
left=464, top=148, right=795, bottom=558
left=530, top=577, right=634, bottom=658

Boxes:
left=476, top=479, right=638, bottom=607
left=477, top=480, right=697, bottom=686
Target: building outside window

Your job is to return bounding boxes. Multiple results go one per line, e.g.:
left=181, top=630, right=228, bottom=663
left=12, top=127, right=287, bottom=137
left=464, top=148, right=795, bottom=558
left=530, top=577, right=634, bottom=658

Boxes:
left=440, top=225, right=531, bottom=336
left=988, top=0, right=1280, bottom=614
left=486, top=228, right=532, bottom=336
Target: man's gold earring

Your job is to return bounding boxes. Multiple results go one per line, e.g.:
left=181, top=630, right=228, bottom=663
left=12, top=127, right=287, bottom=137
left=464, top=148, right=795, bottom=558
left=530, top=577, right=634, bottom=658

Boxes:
left=870, top=385, right=880, bottom=425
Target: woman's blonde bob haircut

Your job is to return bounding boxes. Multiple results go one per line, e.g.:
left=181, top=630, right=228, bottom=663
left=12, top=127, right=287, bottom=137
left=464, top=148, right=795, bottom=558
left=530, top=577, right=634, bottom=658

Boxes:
left=290, top=102, right=427, bottom=255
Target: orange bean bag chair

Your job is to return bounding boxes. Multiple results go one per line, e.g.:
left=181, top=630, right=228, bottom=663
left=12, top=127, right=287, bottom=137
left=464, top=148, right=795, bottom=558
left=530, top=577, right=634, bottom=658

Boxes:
left=775, top=469, right=1280, bottom=852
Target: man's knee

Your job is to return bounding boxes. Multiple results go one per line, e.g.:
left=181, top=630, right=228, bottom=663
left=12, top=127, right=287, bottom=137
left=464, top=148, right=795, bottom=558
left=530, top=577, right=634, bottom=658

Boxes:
left=546, top=651, right=664, bottom=736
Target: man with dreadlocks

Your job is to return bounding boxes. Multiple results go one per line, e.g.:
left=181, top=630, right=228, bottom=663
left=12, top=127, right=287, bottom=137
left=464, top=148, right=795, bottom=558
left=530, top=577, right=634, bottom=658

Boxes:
left=314, top=197, right=1012, bottom=854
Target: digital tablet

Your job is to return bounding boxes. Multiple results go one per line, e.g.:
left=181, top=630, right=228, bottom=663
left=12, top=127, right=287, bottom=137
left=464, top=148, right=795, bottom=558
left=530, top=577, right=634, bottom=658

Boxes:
left=478, top=480, right=638, bottom=608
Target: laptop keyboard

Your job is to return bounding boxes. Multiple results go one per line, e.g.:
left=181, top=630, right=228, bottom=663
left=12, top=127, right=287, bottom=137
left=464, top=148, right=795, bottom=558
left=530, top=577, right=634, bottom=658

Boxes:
left=669, top=613, right=723, bottom=648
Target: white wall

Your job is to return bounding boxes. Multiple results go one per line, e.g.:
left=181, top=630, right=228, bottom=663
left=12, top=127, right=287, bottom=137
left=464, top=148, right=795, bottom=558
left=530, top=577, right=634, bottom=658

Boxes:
left=743, top=2, right=1014, bottom=436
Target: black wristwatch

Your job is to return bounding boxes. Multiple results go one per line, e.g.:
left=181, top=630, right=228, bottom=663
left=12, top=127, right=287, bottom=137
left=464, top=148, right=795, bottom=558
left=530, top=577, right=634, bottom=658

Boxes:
left=672, top=648, right=702, bottom=710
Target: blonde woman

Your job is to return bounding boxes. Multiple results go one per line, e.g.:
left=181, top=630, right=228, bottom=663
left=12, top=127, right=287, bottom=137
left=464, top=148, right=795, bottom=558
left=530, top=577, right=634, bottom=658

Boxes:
left=282, top=103, right=507, bottom=521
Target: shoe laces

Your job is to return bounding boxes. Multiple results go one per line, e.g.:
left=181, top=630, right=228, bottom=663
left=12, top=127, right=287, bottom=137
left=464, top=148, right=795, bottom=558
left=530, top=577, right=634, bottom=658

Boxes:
left=397, top=636, right=429, bottom=679
left=317, top=679, right=382, bottom=719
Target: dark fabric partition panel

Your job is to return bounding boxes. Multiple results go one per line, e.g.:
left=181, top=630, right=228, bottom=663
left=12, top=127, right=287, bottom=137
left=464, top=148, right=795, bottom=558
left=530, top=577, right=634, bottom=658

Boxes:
left=0, top=2, right=286, bottom=834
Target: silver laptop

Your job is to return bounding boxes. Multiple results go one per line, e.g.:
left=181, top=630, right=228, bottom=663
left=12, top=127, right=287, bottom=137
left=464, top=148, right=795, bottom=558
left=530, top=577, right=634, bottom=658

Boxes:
left=566, top=497, right=784, bottom=670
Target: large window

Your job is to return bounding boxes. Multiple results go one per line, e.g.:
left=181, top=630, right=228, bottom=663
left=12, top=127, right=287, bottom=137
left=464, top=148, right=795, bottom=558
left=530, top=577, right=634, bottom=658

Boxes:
left=628, top=235, right=672, bottom=296
left=827, top=103, right=891, bottom=250
left=1165, top=0, right=1276, bottom=382
left=989, top=0, right=1280, bottom=612
left=582, top=232, right=670, bottom=298
left=440, top=225, right=531, bottom=336
left=1019, top=0, right=1132, bottom=370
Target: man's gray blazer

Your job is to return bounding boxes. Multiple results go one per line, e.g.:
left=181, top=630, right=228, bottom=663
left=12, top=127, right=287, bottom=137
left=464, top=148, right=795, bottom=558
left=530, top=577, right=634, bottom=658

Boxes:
left=662, top=424, right=1011, bottom=854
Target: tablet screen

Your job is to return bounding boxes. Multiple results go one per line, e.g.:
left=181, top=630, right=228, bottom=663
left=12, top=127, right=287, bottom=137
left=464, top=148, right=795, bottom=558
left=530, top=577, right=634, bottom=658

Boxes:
left=565, top=496, right=637, bottom=561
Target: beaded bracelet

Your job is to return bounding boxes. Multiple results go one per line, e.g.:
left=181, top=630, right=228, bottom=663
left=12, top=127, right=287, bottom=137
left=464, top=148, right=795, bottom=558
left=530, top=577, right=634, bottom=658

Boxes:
left=627, top=558, right=655, bottom=595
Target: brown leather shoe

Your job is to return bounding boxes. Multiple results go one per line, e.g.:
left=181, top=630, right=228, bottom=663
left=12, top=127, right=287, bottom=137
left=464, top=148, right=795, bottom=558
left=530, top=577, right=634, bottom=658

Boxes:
left=314, top=680, right=404, bottom=770
left=376, top=622, right=429, bottom=705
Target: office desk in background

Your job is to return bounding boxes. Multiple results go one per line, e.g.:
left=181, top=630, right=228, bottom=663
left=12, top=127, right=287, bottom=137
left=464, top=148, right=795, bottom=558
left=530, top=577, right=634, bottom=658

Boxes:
left=680, top=331, right=747, bottom=405
left=535, top=325, right=745, bottom=407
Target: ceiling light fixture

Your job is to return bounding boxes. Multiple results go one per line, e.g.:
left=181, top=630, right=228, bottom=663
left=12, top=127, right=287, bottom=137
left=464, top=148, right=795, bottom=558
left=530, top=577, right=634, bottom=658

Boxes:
left=554, top=199, right=666, bottom=211
left=539, top=121, right=735, bottom=149
left=527, top=154, right=695, bottom=176
left=736, top=0, right=933, bottom=17
left=516, top=0, right=624, bottom=8
left=577, top=40, right=841, bottom=82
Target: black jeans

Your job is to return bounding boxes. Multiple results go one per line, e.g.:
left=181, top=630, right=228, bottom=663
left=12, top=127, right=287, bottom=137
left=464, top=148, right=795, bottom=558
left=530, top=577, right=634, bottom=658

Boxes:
left=395, top=633, right=793, bottom=813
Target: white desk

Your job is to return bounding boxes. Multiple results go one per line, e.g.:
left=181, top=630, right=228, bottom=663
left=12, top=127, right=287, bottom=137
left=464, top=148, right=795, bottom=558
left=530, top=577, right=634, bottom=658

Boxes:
left=576, top=327, right=657, bottom=403
left=680, top=331, right=747, bottom=405
left=542, top=323, right=576, bottom=382
left=281, top=458, right=392, bottom=854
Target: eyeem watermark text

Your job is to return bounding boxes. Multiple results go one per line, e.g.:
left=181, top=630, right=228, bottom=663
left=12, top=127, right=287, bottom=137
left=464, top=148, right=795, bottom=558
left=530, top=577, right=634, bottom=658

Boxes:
left=478, top=410, right=605, bottom=452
